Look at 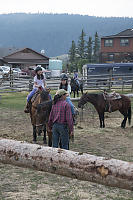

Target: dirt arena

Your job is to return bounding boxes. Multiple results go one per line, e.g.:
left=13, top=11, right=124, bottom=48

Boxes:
left=0, top=104, right=133, bottom=200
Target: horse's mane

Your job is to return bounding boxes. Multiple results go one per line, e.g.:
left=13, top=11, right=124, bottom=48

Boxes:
left=40, top=90, right=49, bottom=101
left=37, top=100, right=52, bottom=114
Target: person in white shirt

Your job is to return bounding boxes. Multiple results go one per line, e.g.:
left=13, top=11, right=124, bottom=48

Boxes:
left=24, top=66, right=46, bottom=113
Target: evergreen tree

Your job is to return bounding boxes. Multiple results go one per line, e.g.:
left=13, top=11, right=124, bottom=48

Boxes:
left=77, top=29, right=86, bottom=59
left=86, top=36, right=93, bottom=63
left=69, top=40, right=76, bottom=63
left=93, top=31, right=100, bottom=63
left=68, top=40, right=77, bottom=72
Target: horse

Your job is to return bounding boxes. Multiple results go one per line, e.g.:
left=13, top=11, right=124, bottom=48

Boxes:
left=70, top=78, right=83, bottom=98
left=78, top=92, right=131, bottom=128
left=29, top=87, right=52, bottom=146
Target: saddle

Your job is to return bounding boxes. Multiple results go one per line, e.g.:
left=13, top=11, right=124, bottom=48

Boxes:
left=103, top=91, right=121, bottom=113
left=103, top=91, right=121, bottom=101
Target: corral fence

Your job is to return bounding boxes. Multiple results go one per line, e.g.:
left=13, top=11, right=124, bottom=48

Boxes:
left=1, top=72, right=133, bottom=93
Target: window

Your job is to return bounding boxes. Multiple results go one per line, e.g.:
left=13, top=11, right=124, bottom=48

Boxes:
left=104, top=39, right=113, bottom=47
left=120, top=39, right=129, bottom=46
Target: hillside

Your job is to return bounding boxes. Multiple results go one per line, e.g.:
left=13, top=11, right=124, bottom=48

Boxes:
left=0, top=13, right=133, bottom=57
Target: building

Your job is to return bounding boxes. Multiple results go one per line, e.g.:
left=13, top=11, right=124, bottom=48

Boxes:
left=0, top=47, right=49, bottom=69
left=100, top=29, right=133, bottom=63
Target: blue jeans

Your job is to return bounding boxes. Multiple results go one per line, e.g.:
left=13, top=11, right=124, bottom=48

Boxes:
left=27, top=88, right=37, bottom=102
left=52, top=123, right=69, bottom=150
left=66, top=96, right=75, bottom=115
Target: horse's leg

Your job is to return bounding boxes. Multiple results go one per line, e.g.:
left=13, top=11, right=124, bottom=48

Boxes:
left=119, top=110, right=127, bottom=128
left=102, top=112, right=105, bottom=128
left=121, top=114, right=127, bottom=128
left=46, top=123, right=52, bottom=147
left=33, top=125, right=37, bottom=143
left=77, top=89, right=79, bottom=97
left=59, top=139, right=62, bottom=148
left=43, top=124, right=47, bottom=144
left=98, top=112, right=105, bottom=128
left=81, top=87, right=83, bottom=95
left=74, top=91, right=75, bottom=98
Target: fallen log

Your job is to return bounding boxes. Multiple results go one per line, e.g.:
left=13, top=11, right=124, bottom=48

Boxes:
left=0, top=138, right=133, bottom=191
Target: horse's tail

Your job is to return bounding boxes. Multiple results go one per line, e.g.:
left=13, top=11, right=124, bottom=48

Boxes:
left=128, top=106, right=132, bottom=125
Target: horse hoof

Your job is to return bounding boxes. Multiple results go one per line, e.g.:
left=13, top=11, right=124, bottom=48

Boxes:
left=33, top=140, right=37, bottom=144
left=43, top=140, right=47, bottom=144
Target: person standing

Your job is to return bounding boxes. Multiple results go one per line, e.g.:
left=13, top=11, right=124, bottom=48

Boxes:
left=24, top=66, right=46, bottom=113
left=73, top=70, right=80, bottom=86
left=48, top=89, right=74, bottom=150
left=59, top=73, right=75, bottom=116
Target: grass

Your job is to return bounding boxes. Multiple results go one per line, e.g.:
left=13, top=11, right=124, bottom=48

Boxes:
left=0, top=91, right=28, bottom=110
left=0, top=90, right=57, bottom=111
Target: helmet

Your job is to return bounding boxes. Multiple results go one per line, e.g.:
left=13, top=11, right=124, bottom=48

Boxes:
left=61, top=73, right=68, bottom=80
left=35, top=66, right=42, bottom=73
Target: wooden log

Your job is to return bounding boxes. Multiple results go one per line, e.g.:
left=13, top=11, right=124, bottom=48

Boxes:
left=0, top=138, right=133, bottom=191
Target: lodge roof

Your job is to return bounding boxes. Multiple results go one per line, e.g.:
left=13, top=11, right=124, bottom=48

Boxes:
left=0, top=47, right=49, bottom=59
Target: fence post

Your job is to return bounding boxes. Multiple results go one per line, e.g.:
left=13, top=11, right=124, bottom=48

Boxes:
left=122, top=81, right=124, bottom=93
left=108, top=69, right=113, bottom=91
left=131, top=81, right=133, bottom=92
left=29, top=80, right=33, bottom=91
left=9, top=67, right=13, bottom=88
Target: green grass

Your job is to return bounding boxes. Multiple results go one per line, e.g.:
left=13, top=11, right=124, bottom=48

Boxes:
left=0, top=90, right=57, bottom=111
left=0, top=89, right=133, bottom=111
left=0, top=91, right=28, bottom=110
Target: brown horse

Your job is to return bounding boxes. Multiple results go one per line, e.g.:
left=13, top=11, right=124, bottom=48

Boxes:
left=78, top=92, right=131, bottom=128
left=30, top=88, right=52, bottom=146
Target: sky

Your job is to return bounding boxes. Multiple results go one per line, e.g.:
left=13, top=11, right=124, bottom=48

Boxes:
left=0, top=0, right=133, bottom=18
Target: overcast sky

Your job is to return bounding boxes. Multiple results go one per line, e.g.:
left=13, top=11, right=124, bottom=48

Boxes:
left=0, top=0, right=133, bottom=17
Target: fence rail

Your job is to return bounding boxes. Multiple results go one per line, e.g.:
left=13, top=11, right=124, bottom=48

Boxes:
left=0, top=73, right=133, bottom=93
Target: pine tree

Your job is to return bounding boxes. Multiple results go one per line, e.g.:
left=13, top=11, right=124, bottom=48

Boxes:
left=93, top=31, right=100, bottom=63
left=86, top=36, right=93, bottom=63
left=69, top=40, right=76, bottom=63
left=77, top=29, right=86, bottom=59
left=68, top=40, right=77, bottom=72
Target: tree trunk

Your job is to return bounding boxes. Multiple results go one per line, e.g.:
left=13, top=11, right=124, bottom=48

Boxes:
left=0, top=138, right=133, bottom=191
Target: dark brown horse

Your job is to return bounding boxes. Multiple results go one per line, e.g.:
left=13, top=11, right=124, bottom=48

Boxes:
left=30, top=88, right=52, bottom=146
left=78, top=92, right=131, bottom=128
left=70, top=78, right=83, bottom=98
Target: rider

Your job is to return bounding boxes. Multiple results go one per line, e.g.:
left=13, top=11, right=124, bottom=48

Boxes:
left=24, top=66, right=47, bottom=113
left=59, top=73, right=77, bottom=123
left=73, top=70, right=80, bottom=86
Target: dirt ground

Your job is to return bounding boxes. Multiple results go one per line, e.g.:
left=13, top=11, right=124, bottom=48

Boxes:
left=0, top=104, right=133, bottom=200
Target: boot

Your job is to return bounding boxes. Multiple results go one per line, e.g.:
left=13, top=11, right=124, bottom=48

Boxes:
left=24, top=102, right=30, bottom=113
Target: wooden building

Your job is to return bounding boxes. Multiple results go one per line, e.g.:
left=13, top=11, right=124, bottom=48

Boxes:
left=100, top=29, right=133, bottom=63
left=0, top=47, right=49, bottom=69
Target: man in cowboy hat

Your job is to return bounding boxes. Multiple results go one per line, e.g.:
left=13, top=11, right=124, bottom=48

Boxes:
left=48, top=89, right=74, bottom=150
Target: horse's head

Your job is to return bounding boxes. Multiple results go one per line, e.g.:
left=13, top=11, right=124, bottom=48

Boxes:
left=31, top=88, right=51, bottom=134
left=71, top=78, right=79, bottom=88
left=40, top=89, right=49, bottom=102
left=35, top=100, right=52, bottom=134
left=78, top=92, right=88, bottom=108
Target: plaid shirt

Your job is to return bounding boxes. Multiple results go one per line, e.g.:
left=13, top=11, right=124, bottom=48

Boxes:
left=48, top=99, right=73, bottom=132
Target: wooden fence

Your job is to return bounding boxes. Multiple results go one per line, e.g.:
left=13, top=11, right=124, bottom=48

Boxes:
left=0, top=72, right=133, bottom=93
